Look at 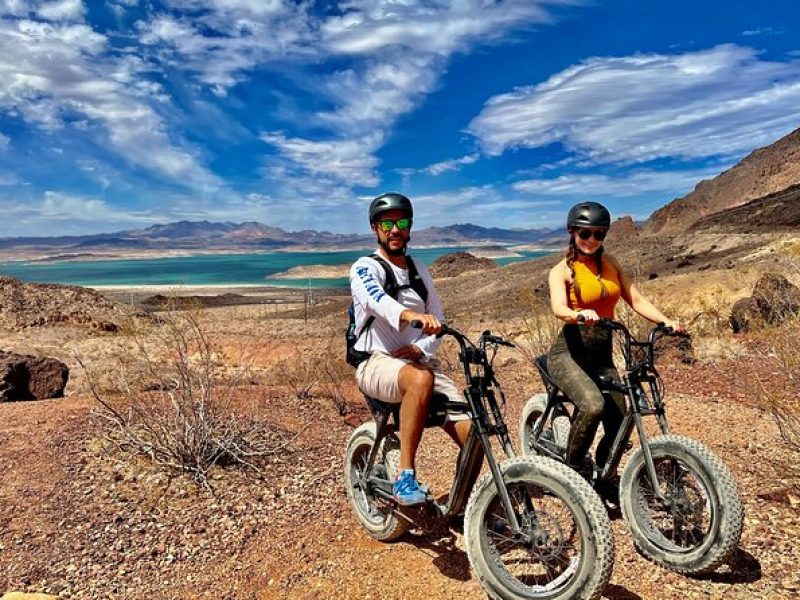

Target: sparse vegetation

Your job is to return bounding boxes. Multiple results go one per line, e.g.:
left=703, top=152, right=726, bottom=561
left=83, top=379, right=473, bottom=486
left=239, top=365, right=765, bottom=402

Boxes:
left=78, top=308, right=295, bottom=485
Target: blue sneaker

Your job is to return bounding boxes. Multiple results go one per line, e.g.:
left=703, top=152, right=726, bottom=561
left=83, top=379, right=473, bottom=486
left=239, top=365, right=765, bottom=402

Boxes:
left=393, top=469, right=427, bottom=506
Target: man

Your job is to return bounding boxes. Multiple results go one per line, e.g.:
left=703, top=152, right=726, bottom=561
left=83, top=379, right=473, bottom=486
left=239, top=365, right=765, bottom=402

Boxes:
left=349, top=192, right=472, bottom=506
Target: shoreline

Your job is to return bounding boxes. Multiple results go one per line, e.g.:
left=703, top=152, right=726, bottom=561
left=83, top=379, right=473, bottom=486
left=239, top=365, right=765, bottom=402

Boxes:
left=0, top=243, right=559, bottom=264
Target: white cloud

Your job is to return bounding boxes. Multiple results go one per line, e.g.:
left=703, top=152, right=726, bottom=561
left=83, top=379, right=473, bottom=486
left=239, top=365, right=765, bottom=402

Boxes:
left=260, top=131, right=382, bottom=186
left=424, top=153, right=480, bottom=176
left=40, top=191, right=157, bottom=222
left=0, top=16, right=221, bottom=188
left=0, top=132, right=8, bottom=150
left=469, top=44, right=800, bottom=164
left=741, top=27, right=784, bottom=37
left=512, top=166, right=728, bottom=197
left=37, top=0, right=85, bottom=21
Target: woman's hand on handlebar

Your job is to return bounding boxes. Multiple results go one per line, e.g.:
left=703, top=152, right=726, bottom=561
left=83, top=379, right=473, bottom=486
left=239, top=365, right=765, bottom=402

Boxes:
left=663, top=319, right=686, bottom=334
left=575, top=309, right=600, bottom=325
left=402, top=310, right=442, bottom=336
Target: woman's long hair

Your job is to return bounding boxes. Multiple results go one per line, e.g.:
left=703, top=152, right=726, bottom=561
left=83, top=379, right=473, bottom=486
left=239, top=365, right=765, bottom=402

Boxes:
left=566, top=232, right=608, bottom=302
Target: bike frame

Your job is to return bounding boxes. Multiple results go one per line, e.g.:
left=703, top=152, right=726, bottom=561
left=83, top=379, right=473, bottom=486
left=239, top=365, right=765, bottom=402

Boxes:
left=531, top=320, right=686, bottom=499
left=360, top=326, right=528, bottom=535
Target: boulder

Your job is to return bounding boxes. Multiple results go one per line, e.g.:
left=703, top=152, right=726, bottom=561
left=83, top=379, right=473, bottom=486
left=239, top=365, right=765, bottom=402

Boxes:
left=752, top=273, right=800, bottom=323
left=0, top=351, right=69, bottom=402
left=729, top=273, right=800, bottom=333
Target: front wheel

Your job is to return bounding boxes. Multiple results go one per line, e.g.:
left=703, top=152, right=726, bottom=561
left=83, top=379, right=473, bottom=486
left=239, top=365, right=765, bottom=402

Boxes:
left=464, top=456, right=614, bottom=600
left=620, top=434, right=744, bottom=574
left=344, top=422, right=409, bottom=542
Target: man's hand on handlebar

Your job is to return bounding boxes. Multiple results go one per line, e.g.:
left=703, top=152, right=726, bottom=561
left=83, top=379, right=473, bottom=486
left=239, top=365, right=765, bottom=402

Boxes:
left=402, top=310, right=442, bottom=336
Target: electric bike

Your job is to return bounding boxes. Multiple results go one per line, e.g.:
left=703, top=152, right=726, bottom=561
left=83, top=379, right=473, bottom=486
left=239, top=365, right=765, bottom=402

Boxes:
left=520, top=319, right=743, bottom=574
left=345, top=323, right=615, bottom=600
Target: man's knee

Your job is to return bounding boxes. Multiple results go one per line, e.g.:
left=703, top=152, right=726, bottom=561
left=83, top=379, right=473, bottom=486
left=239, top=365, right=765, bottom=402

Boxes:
left=399, top=364, right=434, bottom=397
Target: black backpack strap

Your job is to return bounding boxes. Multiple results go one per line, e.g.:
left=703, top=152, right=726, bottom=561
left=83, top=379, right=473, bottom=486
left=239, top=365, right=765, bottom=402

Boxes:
left=404, top=256, right=428, bottom=305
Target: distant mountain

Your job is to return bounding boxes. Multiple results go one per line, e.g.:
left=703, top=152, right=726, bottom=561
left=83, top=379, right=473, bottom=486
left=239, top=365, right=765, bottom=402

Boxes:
left=644, top=127, right=800, bottom=234
left=0, top=221, right=561, bottom=260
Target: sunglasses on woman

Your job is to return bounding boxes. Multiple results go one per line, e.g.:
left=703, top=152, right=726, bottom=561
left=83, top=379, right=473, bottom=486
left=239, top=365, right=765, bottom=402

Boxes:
left=376, top=217, right=412, bottom=232
left=575, top=228, right=607, bottom=241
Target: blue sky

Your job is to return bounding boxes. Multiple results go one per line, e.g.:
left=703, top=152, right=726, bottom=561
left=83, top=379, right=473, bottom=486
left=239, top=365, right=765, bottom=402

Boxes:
left=0, top=0, right=798, bottom=236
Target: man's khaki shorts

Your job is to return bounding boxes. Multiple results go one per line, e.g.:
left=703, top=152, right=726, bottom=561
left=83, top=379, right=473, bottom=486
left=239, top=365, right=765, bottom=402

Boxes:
left=355, top=351, right=469, bottom=422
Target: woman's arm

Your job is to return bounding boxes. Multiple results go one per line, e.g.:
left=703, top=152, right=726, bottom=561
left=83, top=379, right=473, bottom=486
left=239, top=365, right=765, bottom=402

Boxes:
left=609, top=254, right=683, bottom=330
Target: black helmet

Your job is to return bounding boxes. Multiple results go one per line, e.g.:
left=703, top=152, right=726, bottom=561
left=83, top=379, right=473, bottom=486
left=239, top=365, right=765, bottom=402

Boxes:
left=369, top=192, right=413, bottom=223
left=566, top=201, right=611, bottom=229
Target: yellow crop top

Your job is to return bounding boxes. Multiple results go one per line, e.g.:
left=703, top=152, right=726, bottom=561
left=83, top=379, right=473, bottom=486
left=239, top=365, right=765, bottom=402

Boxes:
left=567, top=254, right=621, bottom=319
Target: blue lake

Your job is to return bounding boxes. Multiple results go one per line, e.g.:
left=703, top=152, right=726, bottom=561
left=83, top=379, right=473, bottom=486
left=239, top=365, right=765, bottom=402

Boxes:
left=0, top=247, right=552, bottom=288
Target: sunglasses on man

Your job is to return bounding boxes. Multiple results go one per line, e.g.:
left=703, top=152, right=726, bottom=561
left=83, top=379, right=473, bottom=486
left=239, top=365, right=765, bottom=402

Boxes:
left=575, top=228, right=607, bottom=241
left=376, top=217, right=412, bottom=232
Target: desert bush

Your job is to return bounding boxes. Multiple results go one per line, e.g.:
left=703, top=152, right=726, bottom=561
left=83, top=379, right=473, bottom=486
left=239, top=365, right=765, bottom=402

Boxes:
left=502, top=290, right=562, bottom=368
left=78, top=308, right=294, bottom=485
left=753, top=316, right=800, bottom=453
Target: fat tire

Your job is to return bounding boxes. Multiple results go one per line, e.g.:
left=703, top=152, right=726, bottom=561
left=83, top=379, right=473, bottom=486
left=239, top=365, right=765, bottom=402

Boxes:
left=520, top=393, right=571, bottom=457
left=620, top=434, right=743, bottom=574
left=464, top=456, right=614, bottom=600
left=344, top=422, right=409, bottom=542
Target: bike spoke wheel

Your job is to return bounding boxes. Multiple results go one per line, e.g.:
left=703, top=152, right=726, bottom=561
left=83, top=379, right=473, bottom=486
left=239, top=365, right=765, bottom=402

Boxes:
left=344, top=423, right=409, bottom=541
left=484, top=482, right=582, bottom=594
left=620, top=434, right=743, bottom=574
left=465, top=456, right=614, bottom=600
left=633, top=458, right=713, bottom=552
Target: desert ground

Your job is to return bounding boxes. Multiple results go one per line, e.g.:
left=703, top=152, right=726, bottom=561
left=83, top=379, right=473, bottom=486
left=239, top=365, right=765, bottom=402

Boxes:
left=1, top=238, right=800, bottom=599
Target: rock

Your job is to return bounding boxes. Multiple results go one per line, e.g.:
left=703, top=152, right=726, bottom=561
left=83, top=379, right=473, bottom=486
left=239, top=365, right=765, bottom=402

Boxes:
left=0, top=351, right=69, bottom=401
left=730, top=273, right=800, bottom=333
left=730, top=296, right=761, bottom=333
left=752, top=272, right=800, bottom=324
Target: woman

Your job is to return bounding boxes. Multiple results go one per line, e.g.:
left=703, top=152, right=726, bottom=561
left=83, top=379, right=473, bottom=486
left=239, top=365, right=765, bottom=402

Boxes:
left=546, top=201, right=683, bottom=488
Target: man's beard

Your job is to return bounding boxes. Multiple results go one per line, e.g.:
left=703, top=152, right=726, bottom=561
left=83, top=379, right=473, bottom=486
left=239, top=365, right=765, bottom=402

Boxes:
left=380, top=235, right=409, bottom=256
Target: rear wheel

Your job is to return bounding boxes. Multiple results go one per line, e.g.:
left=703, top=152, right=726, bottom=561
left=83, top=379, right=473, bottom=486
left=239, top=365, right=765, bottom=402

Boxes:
left=520, top=393, right=571, bottom=458
left=465, top=456, right=614, bottom=600
left=620, top=434, right=743, bottom=573
left=344, top=422, right=409, bottom=541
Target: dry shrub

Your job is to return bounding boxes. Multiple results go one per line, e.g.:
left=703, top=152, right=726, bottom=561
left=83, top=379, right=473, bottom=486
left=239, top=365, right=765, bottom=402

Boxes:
left=501, top=290, right=561, bottom=368
left=754, top=316, right=800, bottom=453
left=271, top=334, right=355, bottom=415
left=78, top=308, right=294, bottom=485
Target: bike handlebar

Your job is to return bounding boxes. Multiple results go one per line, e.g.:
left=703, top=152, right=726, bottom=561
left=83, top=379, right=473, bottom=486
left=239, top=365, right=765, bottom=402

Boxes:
left=410, top=320, right=514, bottom=348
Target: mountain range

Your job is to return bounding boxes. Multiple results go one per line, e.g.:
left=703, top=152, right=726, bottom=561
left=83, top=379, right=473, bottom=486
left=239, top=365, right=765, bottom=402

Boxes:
left=0, top=221, right=565, bottom=261
left=2, top=125, right=799, bottom=261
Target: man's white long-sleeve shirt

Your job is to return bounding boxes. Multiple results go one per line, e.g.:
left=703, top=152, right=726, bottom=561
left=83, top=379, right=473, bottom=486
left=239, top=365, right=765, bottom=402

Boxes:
left=349, top=250, right=443, bottom=359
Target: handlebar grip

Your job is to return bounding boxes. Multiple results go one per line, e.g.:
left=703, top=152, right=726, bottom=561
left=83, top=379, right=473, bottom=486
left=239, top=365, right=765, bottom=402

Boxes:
left=410, top=319, right=423, bottom=329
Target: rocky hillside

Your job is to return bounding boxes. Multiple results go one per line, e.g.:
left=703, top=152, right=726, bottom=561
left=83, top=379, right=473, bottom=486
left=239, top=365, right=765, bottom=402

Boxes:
left=690, top=183, right=800, bottom=232
left=429, top=252, right=497, bottom=279
left=645, top=127, right=800, bottom=234
left=0, top=277, right=135, bottom=331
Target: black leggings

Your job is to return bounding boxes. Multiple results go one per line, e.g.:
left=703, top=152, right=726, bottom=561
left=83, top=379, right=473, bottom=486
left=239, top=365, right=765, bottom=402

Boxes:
left=547, top=325, right=626, bottom=470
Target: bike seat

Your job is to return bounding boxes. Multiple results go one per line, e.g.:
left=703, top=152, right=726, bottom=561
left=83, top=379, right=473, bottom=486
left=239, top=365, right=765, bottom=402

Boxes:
left=365, top=391, right=454, bottom=429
